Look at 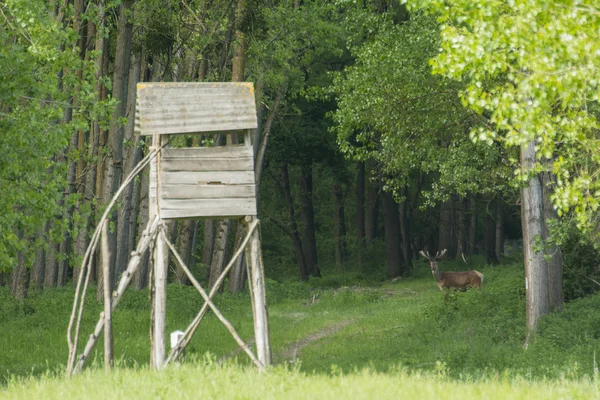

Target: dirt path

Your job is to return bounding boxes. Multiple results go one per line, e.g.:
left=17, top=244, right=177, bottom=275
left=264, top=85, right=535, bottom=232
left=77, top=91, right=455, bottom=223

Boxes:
left=278, top=319, right=355, bottom=362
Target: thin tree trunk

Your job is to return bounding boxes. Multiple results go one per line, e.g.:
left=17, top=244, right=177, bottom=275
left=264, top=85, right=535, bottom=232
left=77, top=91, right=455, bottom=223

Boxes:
left=381, top=190, right=404, bottom=278
left=174, top=219, right=193, bottom=285
left=132, top=167, right=150, bottom=290
left=333, top=182, right=348, bottom=269
left=484, top=203, right=498, bottom=264
left=226, top=0, right=250, bottom=293
left=10, top=251, right=30, bottom=299
left=255, top=85, right=285, bottom=192
left=365, top=163, right=379, bottom=242
left=44, top=228, right=59, bottom=289
left=456, top=195, right=468, bottom=260
left=438, top=199, right=453, bottom=258
left=94, top=6, right=108, bottom=299
left=31, top=237, right=46, bottom=291
left=541, top=172, right=563, bottom=312
left=104, top=0, right=134, bottom=288
left=73, top=15, right=98, bottom=286
left=521, top=141, right=550, bottom=332
left=279, top=163, right=308, bottom=281
left=228, top=223, right=247, bottom=293
left=209, top=220, right=231, bottom=293
left=495, top=200, right=504, bottom=260
left=356, top=162, right=366, bottom=265
left=399, top=187, right=412, bottom=270
left=467, top=195, right=477, bottom=256
left=202, top=220, right=215, bottom=276
left=300, top=165, right=320, bottom=277
left=116, top=46, right=142, bottom=283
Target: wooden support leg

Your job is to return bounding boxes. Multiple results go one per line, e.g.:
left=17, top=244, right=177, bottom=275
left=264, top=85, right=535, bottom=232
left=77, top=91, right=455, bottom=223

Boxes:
left=245, top=216, right=271, bottom=367
left=151, top=223, right=168, bottom=369
left=101, top=220, right=114, bottom=369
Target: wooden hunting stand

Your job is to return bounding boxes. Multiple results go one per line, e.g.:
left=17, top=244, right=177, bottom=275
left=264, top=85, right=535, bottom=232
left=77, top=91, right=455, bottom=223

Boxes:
left=67, top=82, right=271, bottom=374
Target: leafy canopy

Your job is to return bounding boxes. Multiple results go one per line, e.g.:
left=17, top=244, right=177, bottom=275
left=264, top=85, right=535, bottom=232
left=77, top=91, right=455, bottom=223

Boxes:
left=407, top=0, right=600, bottom=232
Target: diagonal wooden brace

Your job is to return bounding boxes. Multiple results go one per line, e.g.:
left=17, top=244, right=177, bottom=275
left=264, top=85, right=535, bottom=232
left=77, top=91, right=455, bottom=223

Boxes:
left=162, top=231, right=264, bottom=370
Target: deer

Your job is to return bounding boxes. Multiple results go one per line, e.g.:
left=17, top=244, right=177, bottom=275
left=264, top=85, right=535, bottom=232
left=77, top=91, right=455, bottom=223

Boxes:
left=419, top=249, right=483, bottom=292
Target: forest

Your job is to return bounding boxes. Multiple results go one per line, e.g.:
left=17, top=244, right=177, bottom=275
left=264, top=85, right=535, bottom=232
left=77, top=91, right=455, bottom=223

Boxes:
left=1, top=0, right=600, bottom=397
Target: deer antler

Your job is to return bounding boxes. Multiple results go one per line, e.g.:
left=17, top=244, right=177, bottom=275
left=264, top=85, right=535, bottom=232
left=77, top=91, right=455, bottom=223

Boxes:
left=435, top=249, right=447, bottom=260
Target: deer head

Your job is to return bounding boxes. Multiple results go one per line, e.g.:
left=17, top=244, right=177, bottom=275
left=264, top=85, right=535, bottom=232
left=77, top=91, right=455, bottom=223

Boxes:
left=419, top=249, right=447, bottom=275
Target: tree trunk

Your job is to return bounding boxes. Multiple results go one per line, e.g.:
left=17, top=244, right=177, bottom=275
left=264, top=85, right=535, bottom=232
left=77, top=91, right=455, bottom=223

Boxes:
left=398, top=186, right=412, bottom=268
left=44, top=228, right=59, bottom=289
left=105, top=0, right=134, bottom=287
left=495, top=200, right=504, bottom=260
left=300, top=165, right=320, bottom=277
left=73, top=16, right=99, bottom=286
left=456, top=195, right=468, bottom=260
left=255, top=85, right=285, bottom=193
left=94, top=6, right=109, bottom=300
left=356, top=162, right=366, bottom=264
left=116, top=47, right=142, bottom=283
left=228, top=223, right=247, bottom=293
left=521, top=141, right=550, bottom=332
left=484, top=205, right=498, bottom=264
left=381, top=190, right=404, bottom=278
left=438, top=199, right=453, bottom=258
left=10, top=252, right=30, bottom=299
left=202, top=220, right=215, bottom=275
left=174, top=219, right=193, bottom=286
left=365, top=162, right=379, bottom=242
left=279, top=163, right=308, bottom=281
left=541, top=172, right=563, bottom=312
left=209, top=219, right=232, bottom=293
left=467, top=195, right=477, bottom=256
left=333, top=182, right=348, bottom=269
left=132, top=166, right=150, bottom=290
left=31, top=237, right=45, bottom=291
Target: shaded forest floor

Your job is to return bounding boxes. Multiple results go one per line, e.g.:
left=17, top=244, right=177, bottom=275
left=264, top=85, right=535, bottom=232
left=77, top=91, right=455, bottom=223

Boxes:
left=2, top=259, right=600, bottom=388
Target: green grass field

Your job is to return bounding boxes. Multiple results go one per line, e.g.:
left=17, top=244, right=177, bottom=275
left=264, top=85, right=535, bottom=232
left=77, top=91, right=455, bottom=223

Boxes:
left=2, top=259, right=600, bottom=398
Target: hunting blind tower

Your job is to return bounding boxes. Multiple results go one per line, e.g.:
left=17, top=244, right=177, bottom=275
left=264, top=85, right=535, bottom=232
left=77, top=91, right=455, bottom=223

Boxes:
left=67, top=82, right=271, bottom=374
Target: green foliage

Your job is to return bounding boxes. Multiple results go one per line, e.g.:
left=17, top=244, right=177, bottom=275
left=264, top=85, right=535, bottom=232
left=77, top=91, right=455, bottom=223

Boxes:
left=330, top=7, right=512, bottom=204
left=0, top=0, right=114, bottom=270
left=407, top=0, right=600, bottom=236
left=550, top=219, right=600, bottom=301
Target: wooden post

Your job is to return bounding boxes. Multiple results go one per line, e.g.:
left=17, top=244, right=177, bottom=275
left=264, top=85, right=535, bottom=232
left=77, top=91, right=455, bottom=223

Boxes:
left=101, top=219, right=114, bottom=369
left=150, top=134, right=168, bottom=369
left=245, top=216, right=271, bottom=367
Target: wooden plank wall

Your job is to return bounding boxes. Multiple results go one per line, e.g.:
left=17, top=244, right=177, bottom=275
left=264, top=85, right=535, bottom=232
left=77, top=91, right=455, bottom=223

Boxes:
left=159, top=145, right=257, bottom=219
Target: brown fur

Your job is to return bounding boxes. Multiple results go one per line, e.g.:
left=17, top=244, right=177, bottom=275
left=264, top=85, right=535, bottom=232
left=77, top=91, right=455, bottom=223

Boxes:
left=419, top=249, right=483, bottom=292
left=436, top=270, right=483, bottom=291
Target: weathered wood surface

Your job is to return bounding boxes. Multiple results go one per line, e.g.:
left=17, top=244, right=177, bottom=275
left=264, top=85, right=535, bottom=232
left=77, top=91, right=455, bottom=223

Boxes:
left=161, top=157, right=254, bottom=172
left=162, top=232, right=264, bottom=370
left=162, top=145, right=251, bottom=158
left=73, top=216, right=160, bottom=373
left=161, top=184, right=255, bottom=200
left=165, top=219, right=260, bottom=365
left=161, top=198, right=257, bottom=219
left=159, top=145, right=258, bottom=217
left=161, top=171, right=255, bottom=186
left=101, top=220, right=114, bottom=369
left=245, top=217, right=271, bottom=367
left=137, top=82, right=258, bottom=136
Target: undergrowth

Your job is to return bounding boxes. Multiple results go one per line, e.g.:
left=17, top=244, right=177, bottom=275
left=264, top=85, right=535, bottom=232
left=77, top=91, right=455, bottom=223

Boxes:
left=2, top=258, right=600, bottom=388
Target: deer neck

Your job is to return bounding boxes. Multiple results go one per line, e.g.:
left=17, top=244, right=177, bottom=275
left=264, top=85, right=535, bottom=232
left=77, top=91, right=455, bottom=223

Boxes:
left=431, top=263, right=443, bottom=283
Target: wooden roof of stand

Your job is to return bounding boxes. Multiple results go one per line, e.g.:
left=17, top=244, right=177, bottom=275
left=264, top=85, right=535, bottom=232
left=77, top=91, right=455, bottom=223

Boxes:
left=136, top=82, right=258, bottom=136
